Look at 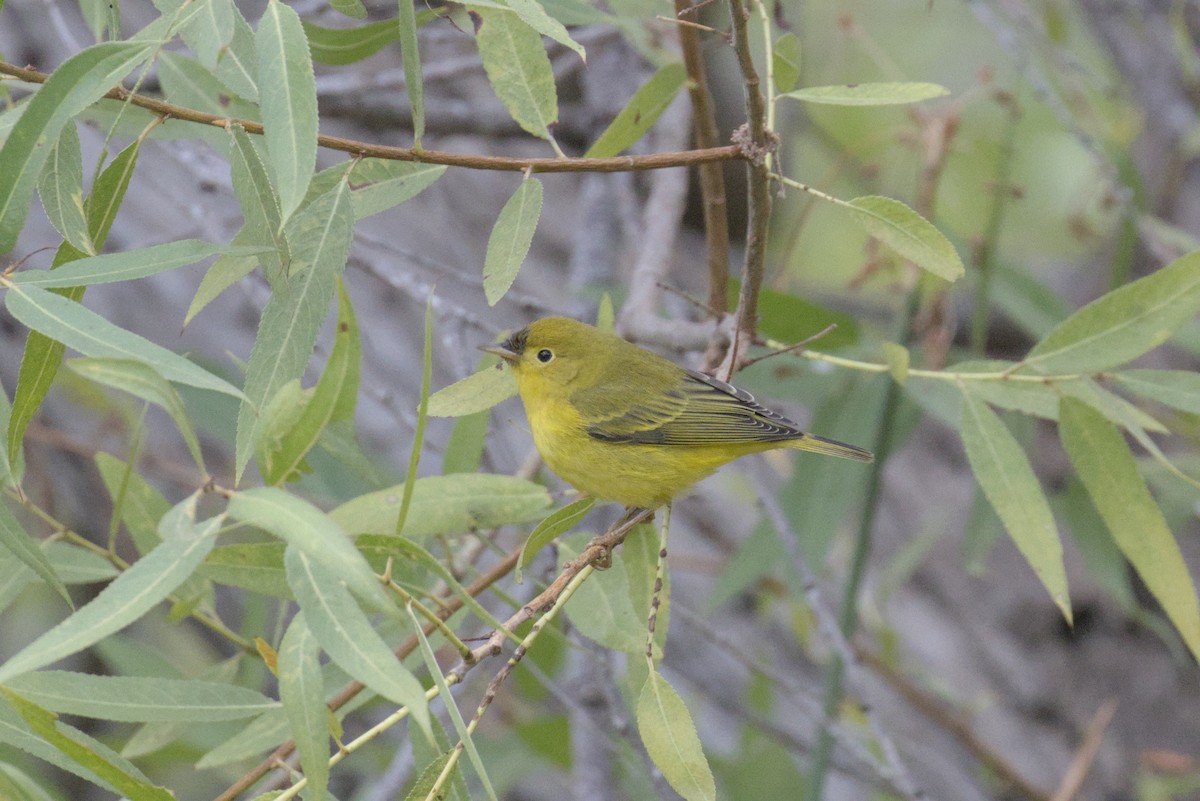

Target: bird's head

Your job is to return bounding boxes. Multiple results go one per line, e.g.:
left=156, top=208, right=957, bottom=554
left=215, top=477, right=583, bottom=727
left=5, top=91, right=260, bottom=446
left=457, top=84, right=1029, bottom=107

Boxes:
left=480, top=317, right=598, bottom=400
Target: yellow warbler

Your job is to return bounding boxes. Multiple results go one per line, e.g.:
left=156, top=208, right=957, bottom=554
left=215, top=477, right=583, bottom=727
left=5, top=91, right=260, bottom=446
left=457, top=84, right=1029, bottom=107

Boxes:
left=483, top=317, right=872, bottom=509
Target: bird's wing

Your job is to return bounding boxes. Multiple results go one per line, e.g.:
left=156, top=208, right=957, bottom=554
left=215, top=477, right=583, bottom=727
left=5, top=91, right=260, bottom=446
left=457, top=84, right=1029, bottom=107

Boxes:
left=584, top=368, right=804, bottom=445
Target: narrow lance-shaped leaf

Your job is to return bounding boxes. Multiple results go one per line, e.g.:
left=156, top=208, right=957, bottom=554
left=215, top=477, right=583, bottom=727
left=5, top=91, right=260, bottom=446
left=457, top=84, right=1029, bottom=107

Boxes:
left=255, top=0, right=317, bottom=223
left=1, top=690, right=173, bottom=801
left=502, top=0, right=585, bottom=59
left=843, top=195, right=964, bottom=282
left=228, top=124, right=287, bottom=279
left=1059, top=397, right=1200, bottom=662
left=285, top=547, right=432, bottom=737
left=4, top=284, right=246, bottom=399
left=37, top=123, right=93, bottom=255
left=303, top=20, right=398, bottom=66
left=396, top=0, right=424, bottom=146
left=428, top=364, right=516, bottom=417
left=0, top=498, right=219, bottom=684
left=8, top=139, right=141, bottom=469
left=959, top=392, right=1071, bottom=622
left=483, top=176, right=543, bottom=305
left=66, top=357, right=206, bottom=471
left=5, top=672, right=278, bottom=722
left=637, top=670, right=717, bottom=801
left=1115, top=369, right=1200, bottom=415
left=234, top=178, right=354, bottom=480
left=11, top=240, right=235, bottom=289
left=1023, top=250, right=1200, bottom=374
left=0, top=501, right=70, bottom=606
left=0, top=41, right=152, bottom=253
left=277, top=613, right=329, bottom=801
left=772, top=32, right=801, bottom=93
left=782, top=81, right=949, bottom=106
left=517, top=498, right=595, bottom=582
left=475, top=8, right=560, bottom=146
left=585, top=63, right=686, bottom=158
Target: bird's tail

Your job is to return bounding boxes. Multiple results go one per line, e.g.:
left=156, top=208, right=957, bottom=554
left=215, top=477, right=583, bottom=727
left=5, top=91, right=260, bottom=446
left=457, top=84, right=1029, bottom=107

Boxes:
left=788, top=433, right=874, bottom=463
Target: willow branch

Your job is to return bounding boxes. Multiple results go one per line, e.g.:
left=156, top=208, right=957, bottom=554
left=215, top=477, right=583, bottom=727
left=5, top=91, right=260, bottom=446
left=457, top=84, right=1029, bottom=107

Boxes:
left=0, top=60, right=743, bottom=174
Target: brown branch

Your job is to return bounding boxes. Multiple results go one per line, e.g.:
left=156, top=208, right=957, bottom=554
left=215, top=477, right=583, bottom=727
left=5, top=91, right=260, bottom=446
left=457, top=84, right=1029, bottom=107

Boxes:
left=0, top=60, right=743, bottom=174
left=1051, top=699, right=1118, bottom=801
left=724, top=0, right=775, bottom=379
left=674, top=0, right=731, bottom=317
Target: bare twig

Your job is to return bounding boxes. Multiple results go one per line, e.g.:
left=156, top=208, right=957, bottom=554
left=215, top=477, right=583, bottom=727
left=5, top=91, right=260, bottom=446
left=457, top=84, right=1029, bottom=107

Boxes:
left=1051, top=700, right=1118, bottom=801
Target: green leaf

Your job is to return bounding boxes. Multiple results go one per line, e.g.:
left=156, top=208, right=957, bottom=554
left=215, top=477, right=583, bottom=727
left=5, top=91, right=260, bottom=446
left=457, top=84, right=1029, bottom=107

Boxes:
left=66, top=357, right=206, bottom=470
left=226, top=487, right=393, bottom=613
left=483, top=176, right=543, bottom=305
left=517, top=498, right=595, bottom=582
left=880, top=342, right=909, bottom=384
left=156, top=0, right=235, bottom=68
left=255, top=0, right=317, bottom=223
left=4, top=283, right=245, bottom=399
left=216, top=7, right=259, bottom=101
left=428, top=364, right=517, bottom=416
left=475, top=8, right=560, bottom=143
left=184, top=247, right=258, bottom=327
left=12, top=240, right=234, bottom=289
left=1059, top=398, right=1200, bottom=662
left=442, top=410, right=489, bottom=475
left=37, top=123, right=93, bottom=255
left=284, top=547, right=431, bottom=737
left=561, top=539, right=643, bottom=653
left=261, top=280, right=360, bottom=485
left=782, top=81, right=949, bottom=105
left=234, top=178, right=354, bottom=479
left=228, top=124, right=286, bottom=278
left=636, top=670, right=716, bottom=801
left=1023, top=250, right=1200, bottom=374
left=199, top=542, right=291, bottom=599
left=843, top=195, right=964, bottom=281
left=308, top=158, right=446, bottom=220
left=0, top=500, right=219, bottom=684
left=94, top=452, right=171, bottom=555
left=0, top=41, right=152, bottom=253
left=1116, top=369, right=1200, bottom=415
left=726, top=279, right=859, bottom=350
left=396, top=0, right=425, bottom=147
left=330, top=474, right=552, bottom=537
left=329, top=0, right=366, bottom=19
left=303, top=20, right=398, bottom=65
left=1, top=691, right=172, bottom=801
left=405, top=751, right=457, bottom=801
left=959, top=393, right=1070, bottom=622
left=0, top=502, right=70, bottom=606
left=772, top=32, right=801, bottom=93
left=5, top=672, right=277, bottom=721
left=277, top=613, right=329, bottom=801
left=501, top=0, right=585, bottom=60
left=584, top=63, right=685, bottom=158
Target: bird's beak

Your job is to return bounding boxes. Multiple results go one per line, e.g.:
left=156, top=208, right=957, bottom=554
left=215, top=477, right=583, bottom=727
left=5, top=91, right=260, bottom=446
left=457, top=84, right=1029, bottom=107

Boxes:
left=479, top=344, right=519, bottom=363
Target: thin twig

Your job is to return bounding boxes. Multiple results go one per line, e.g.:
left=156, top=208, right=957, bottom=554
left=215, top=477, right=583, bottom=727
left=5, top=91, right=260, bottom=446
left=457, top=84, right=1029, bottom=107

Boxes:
left=0, top=60, right=744, bottom=174
left=1051, top=700, right=1118, bottom=801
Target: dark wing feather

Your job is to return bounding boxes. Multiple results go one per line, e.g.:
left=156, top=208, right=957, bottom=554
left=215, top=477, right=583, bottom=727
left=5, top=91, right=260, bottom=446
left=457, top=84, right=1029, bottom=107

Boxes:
left=586, top=368, right=804, bottom=445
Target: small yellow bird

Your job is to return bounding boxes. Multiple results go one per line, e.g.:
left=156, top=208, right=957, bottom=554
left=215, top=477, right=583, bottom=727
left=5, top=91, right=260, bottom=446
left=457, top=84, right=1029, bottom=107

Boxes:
left=483, top=317, right=873, bottom=509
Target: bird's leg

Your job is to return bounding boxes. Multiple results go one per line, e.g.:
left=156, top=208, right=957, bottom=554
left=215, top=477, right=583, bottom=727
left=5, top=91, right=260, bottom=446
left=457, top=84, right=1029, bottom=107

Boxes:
left=587, top=506, right=655, bottom=569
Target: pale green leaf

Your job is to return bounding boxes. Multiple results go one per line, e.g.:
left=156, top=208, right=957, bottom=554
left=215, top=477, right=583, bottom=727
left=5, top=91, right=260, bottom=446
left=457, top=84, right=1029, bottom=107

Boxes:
left=517, top=498, right=595, bottom=581
left=484, top=176, right=543, bottom=305
left=1, top=691, right=172, bottom=801
left=5, top=672, right=277, bottom=721
left=278, top=613, right=329, bottom=801
left=284, top=547, right=431, bottom=737
left=66, top=357, right=206, bottom=470
left=772, top=32, right=801, bottom=93
left=843, top=195, right=964, bottom=281
left=0, top=501, right=219, bottom=684
left=1024, top=250, right=1200, bottom=374
left=303, top=20, right=398, bottom=65
left=0, top=42, right=152, bottom=253
left=782, top=81, right=949, bottom=105
left=308, top=159, right=447, bottom=220
left=880, top=341, right=909, bottom=384
left=329, top=0, right=367, bottom=19
left=37, top=123, right=93, bottom=255
left=184, top=248, right=258, bottom=327
left=234, top=178, right=354, bottom=479
left=476, top=8, right=559, bottom=143
left=199, top=542, right=291, bottom=599
left=12, top=240, right=232, bottom=289
left=4, top=283, right=245, bottom=399
left=226, top=488, right=393, bottom=613
left=959, top=393, right=1070, bottom=622
left=94, top=452, right=171, bottom=555
left=562, top=540, right=643, bottom=653
left=330, top=474, right=551, bottom=537
left=0, top=502, right=69, bottom=605
left=585, top=63, right=686, bottom=158
left=428, top=364, right=516, bottom=416
left=1116, top=369, right=1200, bottom=414
left=396, top=0, right=424, bottom=147
left=216, top=8, right=259, bottom=101
left=636, top=670, right=716, bottom=801
left=229, top=124, right=286, bottom=278
left=255, top=0, right=317, bottom=223
left=499, top=0, right=585, bottom=60
left=1059, top=398, right=1200, bottom=662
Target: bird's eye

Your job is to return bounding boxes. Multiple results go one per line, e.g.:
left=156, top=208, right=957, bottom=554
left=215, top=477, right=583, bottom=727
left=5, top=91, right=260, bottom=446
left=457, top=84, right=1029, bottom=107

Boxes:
left=536, top=348, right=554, bottom=364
